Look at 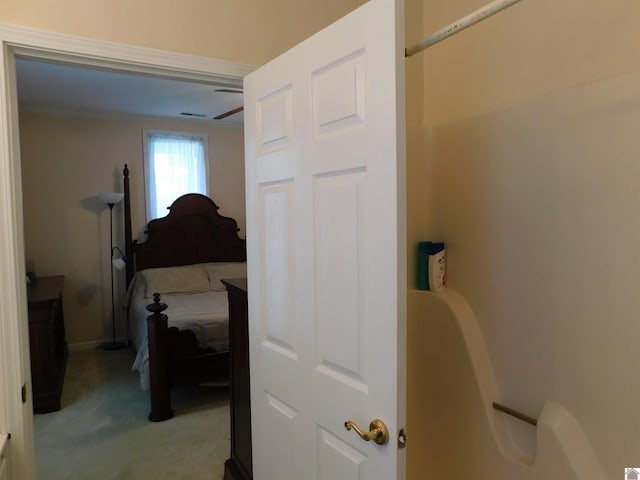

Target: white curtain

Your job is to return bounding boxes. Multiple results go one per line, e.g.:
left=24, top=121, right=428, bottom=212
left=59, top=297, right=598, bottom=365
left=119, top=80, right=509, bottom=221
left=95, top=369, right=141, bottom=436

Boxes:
left=147, top=133, right=207, bottom=219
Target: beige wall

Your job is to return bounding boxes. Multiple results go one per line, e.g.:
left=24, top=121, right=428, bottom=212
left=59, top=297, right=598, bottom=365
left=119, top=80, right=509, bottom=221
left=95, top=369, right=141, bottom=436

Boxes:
left=405, top=0, right=428, bottom=288
left=19, top=112, right=245, bottom=345
left=408, top=0, right=640, bottom=477
left=422, top=0, right=640, bottom=126
left=0, top=0, right=366, bottom=66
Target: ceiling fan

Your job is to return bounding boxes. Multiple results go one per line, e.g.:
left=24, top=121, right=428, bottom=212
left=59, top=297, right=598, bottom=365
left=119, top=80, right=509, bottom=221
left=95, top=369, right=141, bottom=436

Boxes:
left=214, top=88, right=244, bottom=120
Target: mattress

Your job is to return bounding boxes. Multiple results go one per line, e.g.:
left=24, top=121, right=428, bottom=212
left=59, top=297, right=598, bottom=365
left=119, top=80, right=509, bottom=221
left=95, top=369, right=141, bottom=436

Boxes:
left=127, top=273, right=230, bottom=390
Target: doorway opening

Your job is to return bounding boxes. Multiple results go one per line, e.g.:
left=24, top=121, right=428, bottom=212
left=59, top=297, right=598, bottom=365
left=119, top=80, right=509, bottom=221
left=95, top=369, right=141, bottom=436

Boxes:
left=0, top=26, right=253, bottom=477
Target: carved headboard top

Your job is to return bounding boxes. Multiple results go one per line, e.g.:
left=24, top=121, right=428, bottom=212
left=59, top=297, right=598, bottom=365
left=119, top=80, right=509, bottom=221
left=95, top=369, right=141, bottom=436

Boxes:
left=123, top=166, right=246, bottom=285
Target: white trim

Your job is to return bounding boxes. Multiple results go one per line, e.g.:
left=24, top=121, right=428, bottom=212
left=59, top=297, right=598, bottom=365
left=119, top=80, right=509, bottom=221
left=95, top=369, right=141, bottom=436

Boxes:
left=0, top=433, right=9, bottom=458
left=0, top=432, right=8, bottom=479
left=0, top=22, right=256, bottom=480
left=0, top=22, right=255, bottom=86
left=0, top=36, right=35, bottom=480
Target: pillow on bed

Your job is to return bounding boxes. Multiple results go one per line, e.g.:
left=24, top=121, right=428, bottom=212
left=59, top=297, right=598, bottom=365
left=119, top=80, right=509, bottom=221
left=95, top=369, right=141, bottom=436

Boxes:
left=141, top=265, right=210, bottom=297
left=207, top=262, right=247, bottom=291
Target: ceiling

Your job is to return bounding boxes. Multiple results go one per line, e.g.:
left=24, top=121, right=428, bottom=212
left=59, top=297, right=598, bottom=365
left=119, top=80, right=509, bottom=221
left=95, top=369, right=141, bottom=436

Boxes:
left=14, top=57, right=245, bottom=125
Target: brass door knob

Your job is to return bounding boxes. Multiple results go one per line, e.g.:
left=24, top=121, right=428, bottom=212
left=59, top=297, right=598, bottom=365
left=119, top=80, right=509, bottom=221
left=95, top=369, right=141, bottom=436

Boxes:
left=344, top=418, right=389, bottom=445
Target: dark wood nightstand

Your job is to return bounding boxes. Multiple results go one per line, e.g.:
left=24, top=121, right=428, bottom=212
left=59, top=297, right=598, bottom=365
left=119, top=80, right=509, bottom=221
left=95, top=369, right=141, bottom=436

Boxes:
left=221, top=278, right=252, bottom=480
left=27, top=275, right=68, bottom=413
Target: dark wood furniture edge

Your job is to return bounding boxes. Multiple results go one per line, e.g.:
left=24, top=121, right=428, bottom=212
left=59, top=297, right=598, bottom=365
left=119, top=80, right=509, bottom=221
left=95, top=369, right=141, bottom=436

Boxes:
left=145, top=296, right=232, bottom=422
left=123, top=164, right=134, bottom=287
left=145, top=293, right=173, bottom=422
left=225, top=459, right=250, bottom=480
left=222, top=278, right=252, bottom=480
left=27, top=275, right=68, bottom=413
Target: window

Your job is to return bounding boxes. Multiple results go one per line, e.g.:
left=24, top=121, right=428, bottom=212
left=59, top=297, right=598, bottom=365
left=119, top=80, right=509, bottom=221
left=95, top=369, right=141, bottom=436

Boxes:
left=143, top=130, right=208, bottom=220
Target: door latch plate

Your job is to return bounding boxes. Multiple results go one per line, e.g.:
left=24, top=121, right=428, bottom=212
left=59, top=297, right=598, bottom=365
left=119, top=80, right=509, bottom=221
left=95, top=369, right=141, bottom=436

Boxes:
left=398, top=428, right=407, bottom=449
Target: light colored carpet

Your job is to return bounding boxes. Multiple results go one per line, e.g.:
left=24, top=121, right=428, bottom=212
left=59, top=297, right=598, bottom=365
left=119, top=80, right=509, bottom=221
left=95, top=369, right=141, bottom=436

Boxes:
left=33, top=347, right=230, bottom=480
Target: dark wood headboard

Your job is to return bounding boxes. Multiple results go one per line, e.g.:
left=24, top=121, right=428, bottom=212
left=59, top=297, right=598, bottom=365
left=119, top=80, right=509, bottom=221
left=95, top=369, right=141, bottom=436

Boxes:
left=123, top=164, right=246, bottom=286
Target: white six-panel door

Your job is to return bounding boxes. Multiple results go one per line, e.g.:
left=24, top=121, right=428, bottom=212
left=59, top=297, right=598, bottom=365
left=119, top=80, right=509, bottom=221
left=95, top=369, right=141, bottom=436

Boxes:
left=244, top=1, right=406, bottom=478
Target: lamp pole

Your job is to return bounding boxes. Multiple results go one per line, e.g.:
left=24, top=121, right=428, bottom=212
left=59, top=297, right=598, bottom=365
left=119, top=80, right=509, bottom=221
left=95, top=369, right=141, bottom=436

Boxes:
left=101, top=196, right=126, bottom=351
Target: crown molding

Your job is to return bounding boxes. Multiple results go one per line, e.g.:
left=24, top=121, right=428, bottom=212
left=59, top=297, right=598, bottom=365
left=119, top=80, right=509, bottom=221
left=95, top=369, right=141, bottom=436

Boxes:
left=0, top=22, right=256, bottom=87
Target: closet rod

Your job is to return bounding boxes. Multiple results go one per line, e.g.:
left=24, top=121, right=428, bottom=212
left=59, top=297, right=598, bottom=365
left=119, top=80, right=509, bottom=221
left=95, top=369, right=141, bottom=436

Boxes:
left=405, top=0, right=523, bottom=57
left=492, top=402, right=538, bottom=426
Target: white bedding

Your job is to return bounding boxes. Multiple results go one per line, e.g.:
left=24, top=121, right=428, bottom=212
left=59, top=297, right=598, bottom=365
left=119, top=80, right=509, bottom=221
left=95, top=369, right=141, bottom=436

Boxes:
left=127, top=263, right=245, bottom=390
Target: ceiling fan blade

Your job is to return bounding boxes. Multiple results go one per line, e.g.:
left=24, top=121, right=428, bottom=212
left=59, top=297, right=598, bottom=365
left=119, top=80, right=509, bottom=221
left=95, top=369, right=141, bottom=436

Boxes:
left=215, top=88, right=243, bottom=94
left=214, top=105, right=244, bottom=120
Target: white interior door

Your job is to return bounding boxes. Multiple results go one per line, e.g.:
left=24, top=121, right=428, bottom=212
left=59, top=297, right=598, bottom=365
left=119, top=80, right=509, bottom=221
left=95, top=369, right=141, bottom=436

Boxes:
left=244, top=1, right=406, bottom=478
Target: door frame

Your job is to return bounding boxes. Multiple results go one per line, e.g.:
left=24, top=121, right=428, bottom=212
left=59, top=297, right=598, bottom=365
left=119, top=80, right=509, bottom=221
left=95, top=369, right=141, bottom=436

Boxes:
left=0, top=22, right=255, bottom=478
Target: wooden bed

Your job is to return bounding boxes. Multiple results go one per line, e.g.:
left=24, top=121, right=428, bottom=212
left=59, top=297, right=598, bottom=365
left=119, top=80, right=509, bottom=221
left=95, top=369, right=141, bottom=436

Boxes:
left=122, top=164, right=246, bottom=422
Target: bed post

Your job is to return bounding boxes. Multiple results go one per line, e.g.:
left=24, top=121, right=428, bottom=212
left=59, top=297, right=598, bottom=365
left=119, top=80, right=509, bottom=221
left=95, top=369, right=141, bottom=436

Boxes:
left=123, top=164, right=134, bottom=286
left=146, top=293, right=174, bottom=422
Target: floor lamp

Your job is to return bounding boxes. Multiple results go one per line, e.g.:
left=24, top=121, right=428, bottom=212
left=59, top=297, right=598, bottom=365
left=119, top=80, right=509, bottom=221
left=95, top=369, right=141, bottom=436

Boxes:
left=99, top=192, right=126, bottom=351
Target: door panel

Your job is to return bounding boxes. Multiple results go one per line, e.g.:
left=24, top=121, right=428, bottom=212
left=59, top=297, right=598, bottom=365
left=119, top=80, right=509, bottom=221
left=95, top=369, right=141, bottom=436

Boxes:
left=245, top=1, right=405, bottom=478
left=263, top=393, right=297, bottom=479
left=260, top=183, right=296, bottom=357
left=315, top=170, right=367, bottom=386
left=318, top=427, right=367, bottom=479
left=312, top=50, right=365, bottom=137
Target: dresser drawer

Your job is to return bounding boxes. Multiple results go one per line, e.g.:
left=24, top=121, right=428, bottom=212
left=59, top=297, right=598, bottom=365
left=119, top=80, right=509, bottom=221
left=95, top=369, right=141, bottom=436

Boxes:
left=27, top=275, right=67, bottom=413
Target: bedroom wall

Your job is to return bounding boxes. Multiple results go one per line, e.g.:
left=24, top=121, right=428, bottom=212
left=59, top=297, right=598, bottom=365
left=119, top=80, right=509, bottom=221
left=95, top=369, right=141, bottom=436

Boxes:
left=407, top=0, right=640, bottom=477
left=0, top=0, right=367, bottom=66
left=19, top=111, right=245, bottom=346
